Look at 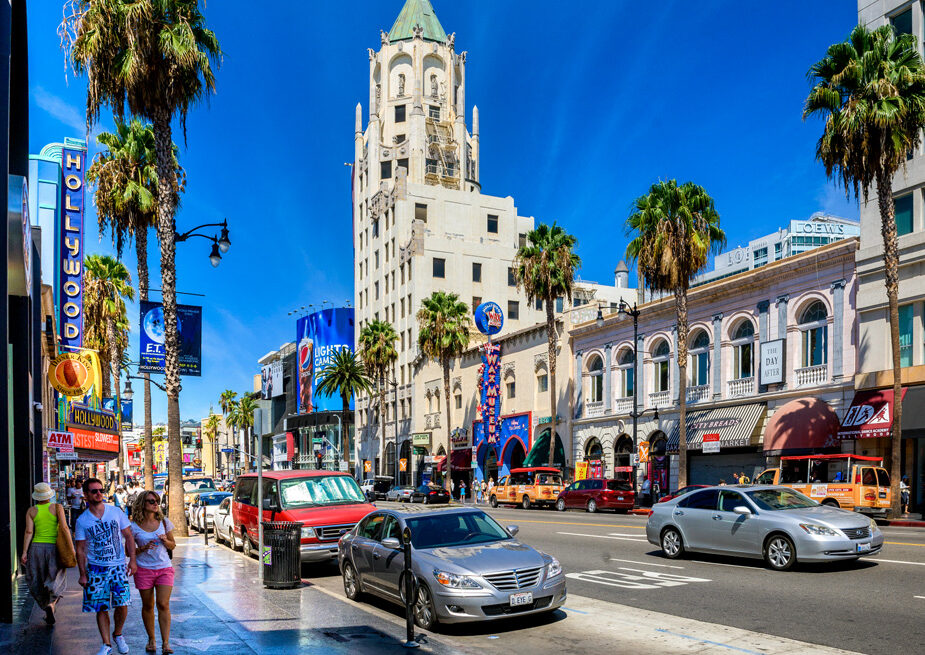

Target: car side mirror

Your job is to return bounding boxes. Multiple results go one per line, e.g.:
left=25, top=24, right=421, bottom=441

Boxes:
left=507, top=525, right=520, bottom=537
left=381, top=537, right=401, bottom=549
left=262, top=498, right=277, bottom=511
left=733, top=506, right=752, bottom=516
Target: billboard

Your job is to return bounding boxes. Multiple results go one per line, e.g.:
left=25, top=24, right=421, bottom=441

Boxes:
left=139, top=300, right=203, bottom=376
left=59, top=144, right=87, bottom=349
left=261, top=360, right=283, bottom=399
left=296, top=307, right=355, bottom=414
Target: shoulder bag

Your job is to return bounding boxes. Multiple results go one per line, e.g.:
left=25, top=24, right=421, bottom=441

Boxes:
left=162, top=519, right=174, bottom=560
left=55, top=504, right=77, bottom=569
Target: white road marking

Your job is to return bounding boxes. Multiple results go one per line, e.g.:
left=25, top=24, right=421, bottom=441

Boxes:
left=608, top=532, right=650, bottom=537
left=873, top=558, right=925, bottom=566
left=566, top=568, right=711, bottom=590
left=610, top=558, right=684, bottom=569
left=915, top=595, right=925, bottom=599
left=557, top=531, right=647, bottom=542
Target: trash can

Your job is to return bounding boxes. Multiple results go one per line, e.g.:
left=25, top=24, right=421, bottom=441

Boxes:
left=261, top=521, right=302, bottom=589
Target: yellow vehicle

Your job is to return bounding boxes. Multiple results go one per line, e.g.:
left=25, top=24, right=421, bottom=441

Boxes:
left=489, top=467, right=564, bottom=510
left=753, top=454, right=891, bottom=515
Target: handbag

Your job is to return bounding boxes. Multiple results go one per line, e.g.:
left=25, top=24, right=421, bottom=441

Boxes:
left=55, top=505, right=77, bottom=569
left=162, top=519, right=173, bottom=560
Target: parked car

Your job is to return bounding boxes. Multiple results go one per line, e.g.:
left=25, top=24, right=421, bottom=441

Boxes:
left=490, top=467, right=564, bottom=509
left=555, top=479, right=635, bottom=513
left=410, top=484, right=450, bottom=504
left=361, top=476, right=394, bottom=501
left=386, top=485, right=416, bottom=502
left=338, top=507, right=566, bottom=629
left=232, top=470, right=375, bottom=563
left=657, top=485, right=710, bottom=504
left=190, top=491, right=232, bottom=531
left=212, top=496, right=237, bottom=547
left=646, top=485, right=883, bottom=571
left=162, top=476, right=216, bottom=515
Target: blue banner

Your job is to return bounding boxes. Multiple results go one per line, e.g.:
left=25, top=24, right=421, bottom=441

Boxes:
left=139, top=300, right=203, bottom=376
left=58, top=145, right=87, bottom=349
left=296, top=307, right=355, bottom=413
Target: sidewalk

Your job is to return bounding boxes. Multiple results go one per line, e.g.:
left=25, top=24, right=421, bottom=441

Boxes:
left=2, top=536, right=460, bottom=655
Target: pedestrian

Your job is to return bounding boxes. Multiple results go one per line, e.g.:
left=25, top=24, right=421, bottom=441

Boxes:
left=480, top=480, right=487, bottom=504
left=450, top=478, right=455, bottom=499
left=67, top=479, right=84, bottom=532
left=739, top=472, right=750, bottom=485
left=460, top=480, right=467, bottom=503
left=130, top=490, right=176, bottom=654
left=652, top=479, right=661, bottom=503
left=901, top=476, right=911, bottom=514
left=126, top=481, right=139, bottom=509
left=641, top=476, right=652, bottom=507
left=75, top=477, right=137, bottom=655
left=21, top=482, right=74, bottom=625
left=719, top=479, right=727, bottom=486
left=113, top=486, right=127, bottom=514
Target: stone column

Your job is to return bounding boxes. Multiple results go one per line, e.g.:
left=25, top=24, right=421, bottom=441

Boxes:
left=776, top=295, right=789, bottom=390
left=575, top=351, right=584, bottom=418
left=636, top=333, right=645, bottom=408
left=671, top=326, right=680, bottom=404
left=712, top=313, right=723, bottom=400
left=604, top=343, right=613, bottom=413
left=757, top=300, right=770, bottom=392
left=831, top=280, right=846, bottom=379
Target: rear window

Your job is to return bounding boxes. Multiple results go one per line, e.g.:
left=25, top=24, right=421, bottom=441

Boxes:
left=606, top=481, right=631, bottom=492
left=876, top=469, right=891, bottom=487
left=183, top=479, right=215, bottom=492
left=536, top=473, right=562, bottom=485
left=199, top=494, right=228, bottom=506
left=680, top=489, right=718, bottom=510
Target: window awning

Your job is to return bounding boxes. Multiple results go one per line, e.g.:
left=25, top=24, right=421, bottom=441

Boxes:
left=523, top=431, right=565, bottom=467
left=838, top=388, right=907, bottom=439
left=763, top=397, right=841, bottom=454
left=666, top=403, right=766, bottom=452
left=436, top=448, right=472, bottom=471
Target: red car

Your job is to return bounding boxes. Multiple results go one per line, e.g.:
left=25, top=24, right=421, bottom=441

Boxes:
left=556, top=478, right=635, bottom=513
left=656, top=484, right=709, bottom=503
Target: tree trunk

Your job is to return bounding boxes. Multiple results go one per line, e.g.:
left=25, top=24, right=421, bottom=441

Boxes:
left=108, top=316, right=124, bottom=487
left=876, top=170, right=903, bottom=518
left=443, top=358, right=453, bottom=493
left=379, top=372, right=387, bottom=476
left=152, top=109, right=187, bottom=536
left=342, top=394, right=350, bottom=476
left=136, top=226, right=155, bottom=492
left=546, top=298, right=558, bottom=468
left=675, top=288, right=689, bottom=489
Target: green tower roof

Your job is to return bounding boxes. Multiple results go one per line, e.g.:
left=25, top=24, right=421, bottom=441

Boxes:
left=388, top=0, right=447, bottom=43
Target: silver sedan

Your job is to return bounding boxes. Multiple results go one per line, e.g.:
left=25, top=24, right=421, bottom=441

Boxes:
left=646, top=485, right=884, bottom=571
left=385, top=485, right=415, bottom=502
left=338, top=506, right=566, bottom=629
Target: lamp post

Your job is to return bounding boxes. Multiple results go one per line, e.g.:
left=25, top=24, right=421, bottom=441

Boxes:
left=389, top=378, right=399, bottom=487
left=617, top=300, right=643, bottom=499
left=175, top=219, right=232, bottom=267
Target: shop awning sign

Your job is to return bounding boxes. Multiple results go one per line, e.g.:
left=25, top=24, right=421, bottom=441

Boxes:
left=838, top=388, right=907, bottom=439
left=702, top=433, right=721, bottom=454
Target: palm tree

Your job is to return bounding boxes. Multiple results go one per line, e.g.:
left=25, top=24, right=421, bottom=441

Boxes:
left=237, top=396, right=259, bottom=471
left=626, top=180, right=725, bottom=489
left=84, top=255, right=134, bottom=485
left=63, top=0, right=222, bottom=534
left=804, top=24, right=925, bottom=517
left=315, top=349, right=372, bottom=476
left=203, top=412, right=221, bottom=478
left=513, top=223, right=581, bottom=468
left=224, top=400, right=242, bottom=474
left=417, top=292, right=472, bottom=490
left=88, top=117, right=183, bottom=492
left=358, top=321, right=399, bottom=476
left=219, top=389, right=238, bottom=473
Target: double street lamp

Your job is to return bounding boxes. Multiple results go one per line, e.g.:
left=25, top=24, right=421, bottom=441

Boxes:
left=175, top=219, right=231, bottom=267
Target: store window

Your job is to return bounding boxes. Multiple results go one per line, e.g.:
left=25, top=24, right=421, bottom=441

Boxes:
left=587, top=355, right=604, bottom=403
left=652, top=340, right=671, bottom=393
left=732, top=320, right=754, bottom=379
left=689, top=330, right=710, bottom=386
left=799, top=301, right=828, bottom=368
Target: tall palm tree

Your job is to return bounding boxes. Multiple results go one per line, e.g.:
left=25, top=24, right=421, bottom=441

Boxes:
left=626, top=180, right=725, bottom=489
left=237, top=396, right=259, bottom=471
left=417, top=292, right=472, bottom=490
left=219, top=389, right=237, bottom=473
left=315, top=349, right=372, bottom=476
left=358, top=321, right=399, bottom=476
left=84, top=255, right=134, bottom=485
left=63, top=0, right=222, bottom=534
left=805, top=24, right=925, bottom=517
left=88, top=117, right=183, bottom=492
left=224, top=400, right=242, bottom=474
left=203, top=412, right=221, bottom=478
left=514, top=223, right=581, bottom=467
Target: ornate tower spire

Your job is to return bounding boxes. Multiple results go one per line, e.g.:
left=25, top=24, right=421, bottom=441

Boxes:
left=388, top=0, right=447, bottom=43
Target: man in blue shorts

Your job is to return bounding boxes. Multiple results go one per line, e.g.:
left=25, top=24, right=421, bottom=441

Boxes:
left=76, top=478, right=137, bottom=655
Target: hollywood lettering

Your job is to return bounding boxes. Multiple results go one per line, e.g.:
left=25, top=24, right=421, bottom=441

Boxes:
left=68, top=405, right=120, bottom=435
left=59, top=146, right=86, bottom=349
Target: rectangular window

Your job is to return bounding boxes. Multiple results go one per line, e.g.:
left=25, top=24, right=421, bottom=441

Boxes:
left=899, top=304, right=914, bottom=367
left=623, top=366, right=634, bottom=397
left=892, top=8, right=913, bottom=36
left=573, top=297, right=581, bottom=307
left=507, top=300, right=519, bottom=320
left=428, top=105, right=440, bottom=119
left=519, top=233, right=527, bottom=249
left=375, top=250, right=379, bottom=269
left=426, top=158, right=439, bottom=175
left=397, top=158, right=408, bottom=173
left=507, top=381, right=516, bottom=399
left=372, top=219, right=379, bottom=238
left=556, top=297, right=564, bottom=313
left=753, top=247, right=768, bottom=268
left=656, top=361, right=670, bottom=392
left=507, top=267, right=516, bottom=287
left=415, top=203, right=427, bottom=222
left=455, top=394, right=462, bottom=409
left=472, top=262, right=482, bottom=282
left=691, top=352, right=709, bottom=386
left=801, top=326, right=827, bottom=368
left=374, top=281, right=379, bottom=300
left=473, top=296, right=481, bottom=309
left=394, top=134, right=405, bottom=144
left=433, top=258, right=445, bottom=278
left=395, top=104, right=406, bottom=122
left=535, top=298, right=543, bottom=311
left=735, top=343, right=753, bottom=379
left=895, top=193, right=914, bottom=236
left=381, top=160, right=392, bottom=180
left=774, top=242, right=782, bottom=260
left=537, top=374, right=549, bottom=393
left=487, top=214, right=499, bottom=233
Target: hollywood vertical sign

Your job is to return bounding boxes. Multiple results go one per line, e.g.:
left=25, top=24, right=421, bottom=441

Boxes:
left=59, top=144, right=87, bottom=350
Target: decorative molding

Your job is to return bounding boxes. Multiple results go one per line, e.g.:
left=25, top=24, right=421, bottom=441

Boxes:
left=502, top=362, right=516, bottom=379
left=776, top=294, right=790, bottom=306
left=711, top=313, right=723, bottom=323
left=534, top=353, right=548, bottom=372
left=757, top=300, right=770, bottom=313
left=451, top=376, right=462, bottom=392
left=830, top=278, right=847, bottom=290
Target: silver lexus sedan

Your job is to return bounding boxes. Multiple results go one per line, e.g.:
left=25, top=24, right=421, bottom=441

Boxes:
left=338, top=506, right=566, bottom=629
left=646, top=485, right=883, bottom=571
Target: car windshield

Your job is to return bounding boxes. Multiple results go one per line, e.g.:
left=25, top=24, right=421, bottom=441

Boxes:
left=183, top=479, right=215, bottom=492
left=199, top=494, right=228, bottom=506
left=747, top=488, right=818, bottom=510
left=279, top=475, right=365, bottom=508
left=406, top=511, right=511, bottom=549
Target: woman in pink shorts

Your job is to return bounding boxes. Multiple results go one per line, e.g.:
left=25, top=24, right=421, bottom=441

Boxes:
left=130, top=491, right=175, bottom=654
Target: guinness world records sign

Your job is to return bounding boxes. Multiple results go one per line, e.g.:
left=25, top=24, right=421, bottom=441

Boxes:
left=474, top=301, right=503, bottom=336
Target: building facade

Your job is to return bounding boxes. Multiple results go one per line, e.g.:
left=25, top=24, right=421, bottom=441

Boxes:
left=570, top=239, right=859, bottom=493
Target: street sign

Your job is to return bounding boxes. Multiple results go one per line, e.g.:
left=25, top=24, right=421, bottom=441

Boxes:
left=339, top=461, right=348, bottom=472
left=221, top=448, right=234, bottom=453
left=399, top=458, right=407, bottom=472
left=364, top=460, right=372, bottom=473
left=56, top=450, right=77, bottom=461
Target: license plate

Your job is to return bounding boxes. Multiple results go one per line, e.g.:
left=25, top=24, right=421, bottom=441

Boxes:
left=617, top=497, right=624, bottom=501
left=509, top=592, right=533, bottom=607
left=857, top=542, right=871, bottom=553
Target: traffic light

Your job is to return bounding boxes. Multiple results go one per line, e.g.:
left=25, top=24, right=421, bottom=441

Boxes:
left=315, top=452, right=324, bottom=470
left=195, top=438, right=202, bottom=449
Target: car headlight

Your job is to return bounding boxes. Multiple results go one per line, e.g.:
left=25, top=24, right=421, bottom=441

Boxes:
left=799, top=523, right=839, bottom=536
left=301, top=526, right=315, bottom=539
left=546, top=557, right=562, bottom=578
left=869, top=517, right=879, bottom=532
left=432, top=569, right=482, bottom=589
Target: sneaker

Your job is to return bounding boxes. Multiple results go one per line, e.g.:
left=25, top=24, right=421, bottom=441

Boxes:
left=96, top=645, right=112, bottom=655
left=113, top=634, right=129, bottom=654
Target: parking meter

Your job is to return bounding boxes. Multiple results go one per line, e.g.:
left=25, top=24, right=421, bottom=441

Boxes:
left=402, top=525, right=419, bottom=648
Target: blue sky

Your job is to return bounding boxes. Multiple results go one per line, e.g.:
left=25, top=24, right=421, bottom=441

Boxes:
left=28, top=1, right=858, bottom=423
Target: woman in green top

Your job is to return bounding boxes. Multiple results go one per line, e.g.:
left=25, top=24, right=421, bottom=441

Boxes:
left=21, top=482, right=74, bottom=624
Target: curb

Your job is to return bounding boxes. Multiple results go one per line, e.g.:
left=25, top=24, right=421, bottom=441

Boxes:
left=877, top=519, right=925, bottom=527
left=629, top=508, right=652, bottom=516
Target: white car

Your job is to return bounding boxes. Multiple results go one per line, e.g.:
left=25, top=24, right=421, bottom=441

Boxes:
left=212, top=496, right=240, bottom=548
left=190, top=492, right=232, bottom=532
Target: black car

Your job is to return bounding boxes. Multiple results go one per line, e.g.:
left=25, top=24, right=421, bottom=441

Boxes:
left=410, top=484, right=450, bottom=504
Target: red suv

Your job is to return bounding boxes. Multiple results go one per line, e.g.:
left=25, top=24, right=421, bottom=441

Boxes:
left=232, top=470, right=374, bottom=563
left=556, top=478, right=635, bottom=513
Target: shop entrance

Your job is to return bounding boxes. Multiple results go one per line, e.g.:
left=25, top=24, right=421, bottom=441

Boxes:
left=484, top=447, right=499, bottom=485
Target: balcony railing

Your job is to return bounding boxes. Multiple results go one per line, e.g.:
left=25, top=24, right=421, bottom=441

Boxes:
left=585, top=400, right=606, bottom=418
left=649, top=390, right=670, bottom=407
left=614, top=397, right=633, bottom=415
left=796, top=364, right=828, bottom=388
left=687, top=384, right=711, bottom=403
left=727, top=377, right=755, bottom=398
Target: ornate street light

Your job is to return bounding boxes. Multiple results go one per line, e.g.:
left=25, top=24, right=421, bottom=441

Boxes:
left=175, top=218, right=232, bottom=267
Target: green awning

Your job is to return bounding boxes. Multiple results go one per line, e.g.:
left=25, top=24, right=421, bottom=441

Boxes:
left=523, top=430, right=565, bottom=467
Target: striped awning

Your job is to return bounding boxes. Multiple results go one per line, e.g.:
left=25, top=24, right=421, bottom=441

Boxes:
left=666, top=403, right=766, bottom=452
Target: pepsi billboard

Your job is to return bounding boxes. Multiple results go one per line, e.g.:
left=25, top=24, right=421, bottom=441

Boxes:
left=296, top=307, right=355, bottom=414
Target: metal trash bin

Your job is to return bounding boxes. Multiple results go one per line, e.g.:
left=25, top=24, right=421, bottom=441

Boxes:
left=261, top=521, right=302, bottom=589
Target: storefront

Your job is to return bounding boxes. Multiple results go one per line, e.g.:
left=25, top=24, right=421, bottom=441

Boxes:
left=474, top=412, right=532, bottom=484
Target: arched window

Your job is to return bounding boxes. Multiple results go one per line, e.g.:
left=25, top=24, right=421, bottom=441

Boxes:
left=588, top=356, right=604, bottom=403
left=689, top=330, right=710, bottom=386
left=617, top=348, right=635, bottom=398
left=731, top=320, right=754, bottom=380
left=585, top=438, right=603, bottom=461
left=799, top=301, right=828, bottom=367
left=652, top=340, right=671, bottom=393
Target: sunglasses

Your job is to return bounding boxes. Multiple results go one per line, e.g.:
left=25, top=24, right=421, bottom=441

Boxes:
left=145, top=498, right=158, bottom=505
left=87, top=488, right=104, bottom=495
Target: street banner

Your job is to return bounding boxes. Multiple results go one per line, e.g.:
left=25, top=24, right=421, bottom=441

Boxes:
left=363, top=460, right=371, bottom=473
left=575, top=461, right=589, bottom=481
left=261, top=360, right=283, bottom=399
left=399, top=458, right=407, bottom=472
left=59, top=143, right=87, bottom=350
left=638, top=441, right=650, bottom=463
left=121, top=398, right=133, bottom=429
left=296, top=308, right=355, bottom=414
left=478, top=341, right=502, bottom=444
left=139, top=300, right=203, bottom=376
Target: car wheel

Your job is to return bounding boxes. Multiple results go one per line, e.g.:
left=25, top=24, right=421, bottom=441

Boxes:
left=556, top=498, right=566, bottom=512
left=661, top=527, right=684, bottom=559
left=242, top=530, right=254, bottom=558
left=522, top=495, right=531, bottom=510
left=342, top=562, right=363, bottom=601
left=821, top=499, right=839, bottom=508
left=490, top=495, right=498, bottom=508
left=213, top=523, right=222, bottom=544
left=586, top=499, right=598, bottom=513
left=764, top=534, right=796, bottom=571
left=423, top=496, right=429, bottom=505
left=413, top=580, right=438, bottom=630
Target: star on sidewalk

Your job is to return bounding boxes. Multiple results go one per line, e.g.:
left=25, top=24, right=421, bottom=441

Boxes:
left=171, top=636, right=237, bottom=652
left=169, top=611, right=198, bottom=624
